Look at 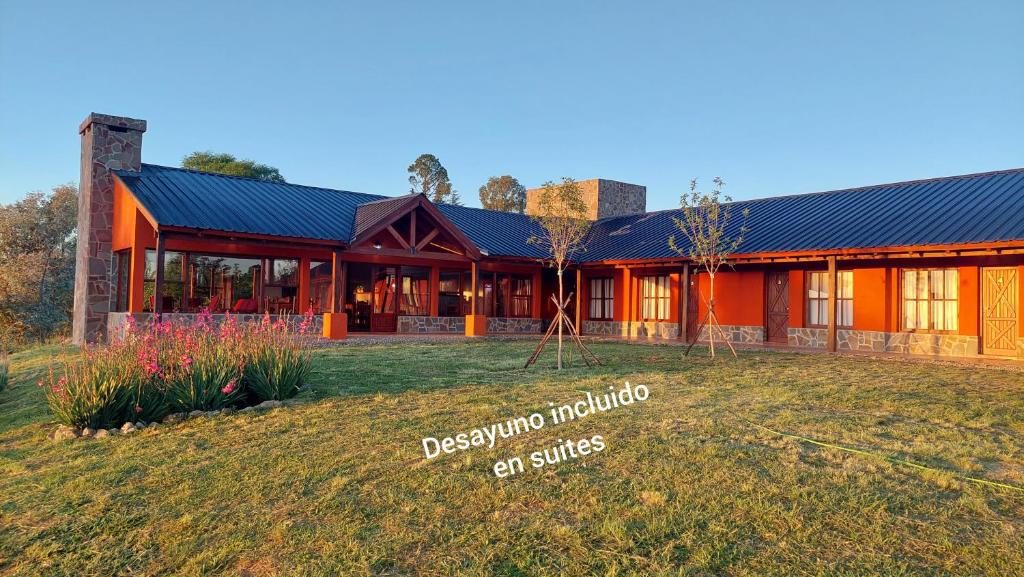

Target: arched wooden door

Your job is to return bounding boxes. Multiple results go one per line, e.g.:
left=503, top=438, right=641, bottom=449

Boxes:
left=765, top=271, right=790, bottom=343
left=982, top=267, right=1019, bottom=356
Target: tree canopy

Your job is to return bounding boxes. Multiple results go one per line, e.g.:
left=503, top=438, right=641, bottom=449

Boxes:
left=182, top=151, right=286, bottom=182
left=478, top=175, right=526, bottom=213
left=0, top=183, right=78, bottom=344
left=408, top=154, right=459, bottom=205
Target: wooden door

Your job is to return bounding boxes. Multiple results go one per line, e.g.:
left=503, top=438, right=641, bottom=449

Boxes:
left=982, top=267, right=1018, bottom=356
left=371, top=266, right=398, bottom=332
left=765, top=271, right=790, bottom=343
left=686, top=274, right=700, bottom=339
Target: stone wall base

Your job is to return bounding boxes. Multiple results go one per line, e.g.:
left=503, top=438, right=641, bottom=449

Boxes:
left=788, top=327, right=981, bottom=358
left=397, top=316, right=464, bottom=333
left=107, top=312, right=323, bottom=342
left=696, top=324, right=764, bottom=344
left=487, top=317, right=543, bottom=334
left=582, top=321, right=763, bottom=343
left=582, top=320, right=678, bottom=339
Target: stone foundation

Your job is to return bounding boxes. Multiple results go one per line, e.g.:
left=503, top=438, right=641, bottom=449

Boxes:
left=582, top=320, right=629, bottom=337
left=582, top=320, right=678, bottom=339
left=788, top=327, right=828, bottom=348
left=696, top=324, right=764, bottom=344
left=107, top=312, right=322, bottom=341
left=487, top=317, right=542, bottom=334
left=582, top=320, right=762, bottom=343
left=789, top=327, right=980, bottom=358
left=397, top=316, right=464, bottom=333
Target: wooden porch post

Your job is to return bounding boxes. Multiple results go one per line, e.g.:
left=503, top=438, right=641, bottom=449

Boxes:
left=531, top=269, right=542, bottom=319
left=679, top=262, right=690, bottom=341
left=323, top=250, right=348, bottom=339
left=471, top=260, right=478, bottom=315
left=181, top=252, right=191, bottom=311
left=429, top=265, right=440, bottom=317
left=827, top=256, right=837, bottom=352
left=154, top=233, right=166, bottom=314
left=575, top=267, right=582, bottom=331
left=466, top=260, right=485, bottom=336
left=297, top=257, right=311, bottom=314
left=330, top=250, right=344, bottom=313
left=621, top=267, right=631, bottom=338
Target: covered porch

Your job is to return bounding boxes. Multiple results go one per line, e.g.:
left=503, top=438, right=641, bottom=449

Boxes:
left=110, top=180, right=546, bottom=338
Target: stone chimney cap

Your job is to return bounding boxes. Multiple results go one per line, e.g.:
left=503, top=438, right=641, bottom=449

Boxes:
left=79, top=113, right=147, bottom=135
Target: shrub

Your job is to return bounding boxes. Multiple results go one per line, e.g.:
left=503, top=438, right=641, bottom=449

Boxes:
left=41, top=309, right=315, bottom=429
left=244, top=344, right=310, bottom=402
left=166, top=346, right=243, bottom=412
left=44, top=352, right=137, bottom=429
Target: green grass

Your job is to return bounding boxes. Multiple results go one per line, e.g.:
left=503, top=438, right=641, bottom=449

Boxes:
left=1, top=341, right=1023, bottom=576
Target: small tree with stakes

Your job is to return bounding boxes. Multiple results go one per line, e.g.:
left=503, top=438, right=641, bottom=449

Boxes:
left=525, top=178, right=599, bottom=370
left=669, top=177, right=749, bottom=358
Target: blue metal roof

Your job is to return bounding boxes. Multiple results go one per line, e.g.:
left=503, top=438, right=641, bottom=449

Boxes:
left=114, top=164, right=386, bottom=242
left=584, top=168, right=1024, bottom=261
left=116, top=164, right=1024, bottom=262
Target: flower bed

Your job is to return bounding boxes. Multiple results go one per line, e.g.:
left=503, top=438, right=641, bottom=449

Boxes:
left=41, top=310, right=314, bottom=437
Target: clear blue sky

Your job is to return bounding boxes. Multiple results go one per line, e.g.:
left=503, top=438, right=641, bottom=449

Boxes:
left=1, top=1, right=1021, bottom=209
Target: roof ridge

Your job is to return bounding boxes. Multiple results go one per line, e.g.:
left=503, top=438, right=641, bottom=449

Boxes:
left=357, top=192, right=423, bottom=206
left=135, top=163, right=386, bottom=200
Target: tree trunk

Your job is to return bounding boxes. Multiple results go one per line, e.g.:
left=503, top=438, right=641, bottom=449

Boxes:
left=557, top=268, right=564, bottom=370
left=708, top=271, right=716, bottom=358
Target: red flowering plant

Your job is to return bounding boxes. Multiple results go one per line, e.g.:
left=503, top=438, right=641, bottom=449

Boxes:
left=42, top=342, right=142, bottom=429
left=42, top=309, right=315, bottom=429
left=239, top=309, right=314, bottom=402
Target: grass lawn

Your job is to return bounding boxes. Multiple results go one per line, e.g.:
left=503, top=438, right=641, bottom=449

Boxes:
left=1, top=341, right=1023, bottom=576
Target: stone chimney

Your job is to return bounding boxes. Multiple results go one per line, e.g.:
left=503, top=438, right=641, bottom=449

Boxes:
left=525, top=178, right=646, bottom=220
left=72, top=113, right=146, bottom=344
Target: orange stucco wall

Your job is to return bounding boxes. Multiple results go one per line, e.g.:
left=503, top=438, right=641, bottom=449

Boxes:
left=788, top=270, right=804, bottom=329
left=686, top=270, right=764, bottom=327
left=852, top=268, right=888, bottom=332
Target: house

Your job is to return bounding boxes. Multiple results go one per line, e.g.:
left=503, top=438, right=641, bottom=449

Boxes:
left=73, top=113, right=1024, bottom=359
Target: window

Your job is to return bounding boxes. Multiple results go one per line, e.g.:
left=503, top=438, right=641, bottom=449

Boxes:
left=509, top=276, right=532, bottom=317
left=806, top=270, right=853, bottom=327
left=902, top=269, right=958, bottom=331
left=400, top=266, right=430, bottom=316
left=641, top=275, right=670, bottom=320
left=143, top=250, right=184, bottom=312
left=589, top=277, right=614, bottom=320
left=112, top=250, right=130, bottom=312
left=438, top=270, right=466, bottom=317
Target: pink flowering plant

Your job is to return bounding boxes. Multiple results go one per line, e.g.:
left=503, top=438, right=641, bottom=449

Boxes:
left=41, top=309, right=316, bottom=429
left=240, top=310, right=313, bottom=402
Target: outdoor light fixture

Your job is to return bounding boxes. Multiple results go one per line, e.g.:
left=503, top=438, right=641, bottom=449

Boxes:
left=373, top=241, right=382, bottom=250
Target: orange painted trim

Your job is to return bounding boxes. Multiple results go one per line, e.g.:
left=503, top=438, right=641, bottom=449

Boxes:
left=465, top=314, right=487, bottom=336
left=322, top=312, right=348, bottom=339
left=581, top=241, right=1024, bottom=268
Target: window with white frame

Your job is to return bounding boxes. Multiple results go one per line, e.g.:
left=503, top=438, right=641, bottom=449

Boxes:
left=902, top=268, right=958, bottom=331
left=641, top=275, right=670, bottom=320
left=589, top=277, right=614, bottom=320
left=806, top=270, right=853, bottom=327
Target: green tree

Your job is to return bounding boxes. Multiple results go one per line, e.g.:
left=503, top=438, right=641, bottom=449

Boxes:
left=478, top=175, right=526, bottom=213
left=668, top=177, right=749, bottom=358
left=527, top=178, right=592, bottom=370
left=182, top=151, right=286, bottom=182
left=0, top=183, right=78, bottom=343
left=408, top=154, right=460, bottom=205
